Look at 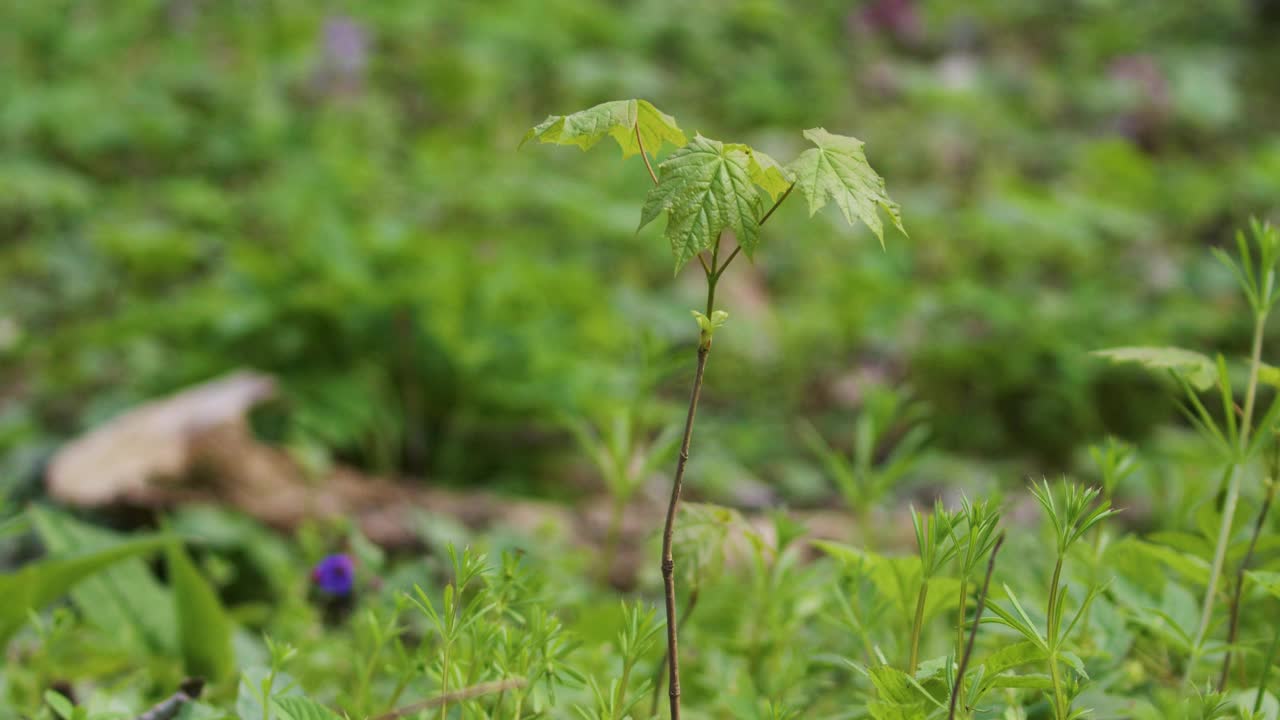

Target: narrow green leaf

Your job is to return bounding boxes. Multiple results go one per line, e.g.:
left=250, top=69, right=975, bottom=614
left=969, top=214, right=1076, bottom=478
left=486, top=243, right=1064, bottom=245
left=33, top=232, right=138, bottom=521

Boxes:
left=0, top=532, right=171, bottom=645
left=639, top=134, right=762, bottom=273
left=167, top=542, right=236, bottom=681
left=787, top=127, right=904, bottom=245
left=521, top=99, right=685, bottom=158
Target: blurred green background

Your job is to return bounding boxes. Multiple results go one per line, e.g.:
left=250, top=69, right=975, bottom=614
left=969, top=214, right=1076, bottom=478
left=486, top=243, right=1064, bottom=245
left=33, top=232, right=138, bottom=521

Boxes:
left=4, top=0, right=1280, bottom=504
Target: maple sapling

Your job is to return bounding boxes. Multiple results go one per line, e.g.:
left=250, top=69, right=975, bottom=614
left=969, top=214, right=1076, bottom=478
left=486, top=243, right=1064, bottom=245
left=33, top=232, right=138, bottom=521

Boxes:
left=524, top=99, right=904, bottom=718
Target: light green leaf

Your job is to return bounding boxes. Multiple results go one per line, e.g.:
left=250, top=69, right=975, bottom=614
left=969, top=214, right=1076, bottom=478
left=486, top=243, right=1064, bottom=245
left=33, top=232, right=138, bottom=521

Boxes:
left=811, top=540, right=954, bottom=626
left=1259, top=362, right=1280, bottom=390
left=812, top=539, right=873, bottom=567
left=1092, top=346, right=1216, bottom=390
left=734, top=145, right=794, bottom=200
left=238, top=669, right=301, bottom=720
left=922, top=577, right=962, bottom=625
left=31, top=508, right=177, bottom=655
left=521, top=99, right=685, bottom=158
left=1247, top=570, right=1280, bottom=599
left=0, top=531, right=171, bottom=645
left=787, top=127, right=904, bottom=245
left=692, top=309, right=729, bottom=338
left=987, top=674, right=1055, bottom=690
left=981, top=641, right=1047, bottom=676
left=272, top=696, right=343, bottom=720
left=976, top=642, right=1050, bottom=696
left=640, top=134, right=762, bottom=273
left=167, top=543, right=236, bottom=681
left=1122, top=538, right=1211, bottom=586
left=1059, top=651, right=1089, bottom=680
left=44, top=690, right=75, bottom=720
left=866, top=665, right=929, bottom=720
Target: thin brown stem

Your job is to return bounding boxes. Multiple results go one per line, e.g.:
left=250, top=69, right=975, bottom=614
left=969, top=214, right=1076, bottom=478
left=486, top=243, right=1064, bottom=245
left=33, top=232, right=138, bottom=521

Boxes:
left=373, top=679, right=527, bottom=720
left=636, top=124, right=659, bottom=186
left=650, top=585, right=700, bottom=717
left=697, top=253, right=712, bottom=275
left=660, top=341, right=709, bottom=720
left=709, top=182, right=794, bottom=280
left=949, top=534, right=1005, bottom=720
left=1219, top=476, right=1278, bottom=690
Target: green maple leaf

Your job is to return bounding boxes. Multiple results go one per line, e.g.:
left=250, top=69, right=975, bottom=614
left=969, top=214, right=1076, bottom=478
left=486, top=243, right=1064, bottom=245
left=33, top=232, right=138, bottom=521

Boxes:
left=520, top=99, right=686, bottom=158
left=788, top=127, right=905, bottom=246
left=639, top=134, right=763, bottom=274
left=736, top=145, right=794, bottom=201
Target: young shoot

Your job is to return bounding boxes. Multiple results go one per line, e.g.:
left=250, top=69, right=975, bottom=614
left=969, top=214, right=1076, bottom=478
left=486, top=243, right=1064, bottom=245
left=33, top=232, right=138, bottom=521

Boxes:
left=953, top=497, right=1003, bottom=659
left=908, top=499, right=960, bottom=675
left=988, top=480, right=1117, bottom=720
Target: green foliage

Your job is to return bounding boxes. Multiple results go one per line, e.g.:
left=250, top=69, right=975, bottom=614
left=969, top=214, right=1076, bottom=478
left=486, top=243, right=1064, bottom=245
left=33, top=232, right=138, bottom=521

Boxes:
left=166, top=542, right=236, bottom=682
left=533, top=100, right=900, bottom=276
left=1215, top=219, right=1280, bottom=316
left=5, top=3, right=1280, bottom=720
left=1094, top=347, right=1218, bottom=391
left=638, top=134, right=765, bottom=272
left=956, top=497, right=1002, bottom=580
left=0, top=527, right=169, bottom=645
left=271, top=696, right=343, bottom=720
left=30, top=508, right=177, bottom=655
left=788, top=128, right=905, bottom=246
left=1030, top=480, right=1120, bottom=558
left=522, top=99, right=686, bottom=158
left=4, top=0, right=1280, bottom=497
left=799, top=387, right=930, bottom=525
left=912, top=500, right=961, bottom=579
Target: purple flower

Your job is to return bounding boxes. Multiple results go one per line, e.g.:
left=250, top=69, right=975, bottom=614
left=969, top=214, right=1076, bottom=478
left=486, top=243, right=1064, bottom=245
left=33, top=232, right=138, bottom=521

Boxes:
left=322, top=16, right=368, bottom=78
left=312, top=553, right=355, bottom=596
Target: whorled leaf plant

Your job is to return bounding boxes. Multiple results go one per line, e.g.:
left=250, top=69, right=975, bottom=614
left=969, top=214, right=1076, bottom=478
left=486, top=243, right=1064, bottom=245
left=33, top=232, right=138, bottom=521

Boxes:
left=524, top=98, right=904, bottom=718
left=1095, top=219, right=1280, bottom=685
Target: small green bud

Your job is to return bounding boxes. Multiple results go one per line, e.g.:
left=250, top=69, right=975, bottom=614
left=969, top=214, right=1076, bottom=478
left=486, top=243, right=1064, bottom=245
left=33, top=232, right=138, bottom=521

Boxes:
left=691, top=310, right=729, bottom=347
